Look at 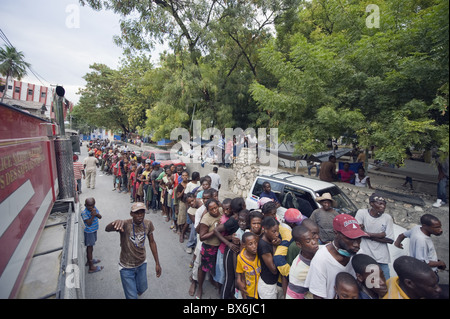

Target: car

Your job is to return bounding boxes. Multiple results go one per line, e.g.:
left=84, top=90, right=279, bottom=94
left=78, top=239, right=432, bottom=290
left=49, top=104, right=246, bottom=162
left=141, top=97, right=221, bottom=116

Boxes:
left=141, top=149, right=187, bottom=169
left=246, top=172, right=357, bottom=219
left=245, top=172, right=409, bottom=277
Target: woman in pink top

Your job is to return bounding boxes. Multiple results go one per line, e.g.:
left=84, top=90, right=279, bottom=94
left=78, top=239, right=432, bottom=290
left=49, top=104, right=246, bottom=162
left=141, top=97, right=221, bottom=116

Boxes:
left=338, top=162, right=355, bottom=183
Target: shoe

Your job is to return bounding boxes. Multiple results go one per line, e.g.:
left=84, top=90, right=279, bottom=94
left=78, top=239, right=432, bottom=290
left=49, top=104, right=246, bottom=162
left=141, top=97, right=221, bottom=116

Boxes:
left=433, top=199, right=442, bottom=208
left=186, top=247, right=193, bottom=254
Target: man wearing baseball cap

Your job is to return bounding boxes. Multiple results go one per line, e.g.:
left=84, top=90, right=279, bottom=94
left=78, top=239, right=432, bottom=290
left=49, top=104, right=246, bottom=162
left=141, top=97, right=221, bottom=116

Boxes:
left=355, top=193, right=394, bottom=280
left=305, top=214, right=368, bottom=299
left=105, top=202, right=162, bottom=299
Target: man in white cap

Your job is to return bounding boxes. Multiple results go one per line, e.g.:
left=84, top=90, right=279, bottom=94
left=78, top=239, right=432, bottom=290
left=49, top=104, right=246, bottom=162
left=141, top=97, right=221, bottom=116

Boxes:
left=305, top=214, right=368, bottom=299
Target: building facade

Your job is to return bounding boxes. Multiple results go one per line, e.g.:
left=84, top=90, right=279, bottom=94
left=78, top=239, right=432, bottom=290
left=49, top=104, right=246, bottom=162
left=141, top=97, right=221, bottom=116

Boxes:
left=1, top=77, right=72, bottom=120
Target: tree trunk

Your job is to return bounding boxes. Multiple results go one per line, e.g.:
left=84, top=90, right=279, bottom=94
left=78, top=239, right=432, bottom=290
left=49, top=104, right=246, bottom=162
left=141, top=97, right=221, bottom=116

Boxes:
left=0, top=73, right=10, bottom=103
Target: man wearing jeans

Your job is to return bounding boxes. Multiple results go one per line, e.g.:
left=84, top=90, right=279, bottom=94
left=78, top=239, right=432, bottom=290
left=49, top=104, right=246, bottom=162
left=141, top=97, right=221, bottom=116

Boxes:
left=105, top=202, right=162, bottom=299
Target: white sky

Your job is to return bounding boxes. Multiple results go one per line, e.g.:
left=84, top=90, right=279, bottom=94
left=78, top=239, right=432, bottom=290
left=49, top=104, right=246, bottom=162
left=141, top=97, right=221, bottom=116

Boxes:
left=0, top=0, right=166, bottom=104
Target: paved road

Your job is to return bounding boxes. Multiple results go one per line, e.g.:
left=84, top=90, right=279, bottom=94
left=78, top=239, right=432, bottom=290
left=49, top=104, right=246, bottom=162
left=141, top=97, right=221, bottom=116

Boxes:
left=79, top=145, right=226, bottom=299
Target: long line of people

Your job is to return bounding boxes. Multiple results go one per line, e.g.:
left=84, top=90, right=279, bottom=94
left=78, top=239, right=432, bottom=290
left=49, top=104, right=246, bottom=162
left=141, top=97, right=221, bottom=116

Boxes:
left=82, top=142, right=447, bottom=300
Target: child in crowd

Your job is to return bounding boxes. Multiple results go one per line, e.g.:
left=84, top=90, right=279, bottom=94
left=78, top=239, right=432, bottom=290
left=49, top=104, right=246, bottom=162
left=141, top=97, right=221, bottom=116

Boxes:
left=351, top=253, right=388, bottom=299
left=248, top=210, right=263, bottom=238
left=334, top=272, right=359, bottom=299
left=257, top=216, right=281, bottom=299
left=129, top=164, right=137, bottom=203
left=286, top=224, right=319, bottom=299
left=82, top=197, right=103, bottom=273
left=218, top=197, right=246, bottom=299
left=235, top=209, right=249, bottom=243
left=236, top=232, right=261, bottom=299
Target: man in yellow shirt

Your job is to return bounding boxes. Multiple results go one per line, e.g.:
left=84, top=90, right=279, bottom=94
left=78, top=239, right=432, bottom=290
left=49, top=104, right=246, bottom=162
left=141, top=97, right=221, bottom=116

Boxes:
left=383, top=256, right=442, bottom=299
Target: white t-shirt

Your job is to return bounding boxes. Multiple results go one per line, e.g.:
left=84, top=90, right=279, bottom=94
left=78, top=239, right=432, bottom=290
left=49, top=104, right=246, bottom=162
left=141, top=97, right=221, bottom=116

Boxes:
left=354, top=175, right=369, bottom=187
left=208, top=172, right=221, bottom=190
left=185, top=181, right=200, bottom=194
left=304, top=245, right=355, bottom=299
left=355, top=209, right=394, bottom=264
left=403, top=225, right=438, bottom=272
left=194, top=204, right=206, bottom=228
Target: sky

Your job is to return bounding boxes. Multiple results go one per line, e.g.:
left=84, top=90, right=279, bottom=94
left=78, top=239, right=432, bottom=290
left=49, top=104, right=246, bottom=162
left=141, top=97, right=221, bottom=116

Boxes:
left=0, top=0, right=166, bottom=105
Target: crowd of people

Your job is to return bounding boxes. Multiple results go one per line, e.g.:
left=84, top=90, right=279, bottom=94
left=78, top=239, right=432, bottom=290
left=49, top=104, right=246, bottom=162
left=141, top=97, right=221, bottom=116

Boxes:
left=77, top=140, right=447, bottom=300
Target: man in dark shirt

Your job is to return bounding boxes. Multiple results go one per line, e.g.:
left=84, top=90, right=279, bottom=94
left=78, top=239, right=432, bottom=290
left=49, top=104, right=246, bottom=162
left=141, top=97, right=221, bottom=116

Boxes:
left=260, top=182, right=280, bottom=207
left=319, top=155, right=337, bottom=182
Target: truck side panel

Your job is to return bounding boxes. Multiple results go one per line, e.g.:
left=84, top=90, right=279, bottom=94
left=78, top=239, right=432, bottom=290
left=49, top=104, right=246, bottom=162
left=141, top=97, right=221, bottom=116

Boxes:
left=0, top=103, right=58, bottom=298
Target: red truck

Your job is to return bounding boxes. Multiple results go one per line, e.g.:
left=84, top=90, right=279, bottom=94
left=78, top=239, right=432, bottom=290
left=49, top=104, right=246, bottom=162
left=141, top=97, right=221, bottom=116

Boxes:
left=0, top=102, right=83, bottom=299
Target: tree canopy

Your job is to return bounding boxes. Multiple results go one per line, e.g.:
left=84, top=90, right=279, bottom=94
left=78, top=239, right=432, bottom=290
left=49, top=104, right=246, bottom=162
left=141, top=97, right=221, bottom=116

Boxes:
left=73, top=0, right=448, bottom=163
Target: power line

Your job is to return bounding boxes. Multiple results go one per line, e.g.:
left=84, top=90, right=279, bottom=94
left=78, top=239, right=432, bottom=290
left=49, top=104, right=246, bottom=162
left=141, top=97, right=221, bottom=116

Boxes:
left=0, top=28, right=14, bottom=48
left=0, top=27, right=52, bottom=87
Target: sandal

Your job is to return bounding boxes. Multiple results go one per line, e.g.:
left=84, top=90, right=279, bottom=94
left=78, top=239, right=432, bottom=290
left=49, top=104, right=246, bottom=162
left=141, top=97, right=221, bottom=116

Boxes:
left=88, top=265, right=104, bottom=273
left=85, top=259, right=101, bottom=266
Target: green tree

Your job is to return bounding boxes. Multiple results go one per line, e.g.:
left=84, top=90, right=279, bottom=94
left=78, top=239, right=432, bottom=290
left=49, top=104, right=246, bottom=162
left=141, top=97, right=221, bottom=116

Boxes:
left=73, top=63, right=129, bottom=133
left=0, top=45, right=31, bottom=103
left=251, top=0, right=448, bottom=163
left=79, top=0, right=294, bottom=134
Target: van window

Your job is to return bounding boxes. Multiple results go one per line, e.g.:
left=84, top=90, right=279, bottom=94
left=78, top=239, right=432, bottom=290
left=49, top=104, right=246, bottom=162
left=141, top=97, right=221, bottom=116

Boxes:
left=251, top=178, right=284, bottom=202
left=280, top=185, right=317, bottom=217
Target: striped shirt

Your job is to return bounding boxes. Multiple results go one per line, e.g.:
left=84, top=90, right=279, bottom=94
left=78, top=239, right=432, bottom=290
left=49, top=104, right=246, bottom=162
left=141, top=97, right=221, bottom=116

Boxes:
left=81, top=207, right=100, bottom=233
left=286, top=253, right=312, bottom=299
left=73, top=162, right=84, bottom=180
left=273, top=224, right=293, bottom=277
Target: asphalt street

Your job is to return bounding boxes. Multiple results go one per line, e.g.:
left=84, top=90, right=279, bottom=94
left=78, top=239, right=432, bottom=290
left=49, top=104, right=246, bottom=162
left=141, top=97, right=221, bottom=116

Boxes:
left=79, top=145, right=223, bottom=299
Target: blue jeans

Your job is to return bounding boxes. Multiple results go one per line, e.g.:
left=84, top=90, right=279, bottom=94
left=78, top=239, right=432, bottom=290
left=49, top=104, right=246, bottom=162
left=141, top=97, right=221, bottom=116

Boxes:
left=186, top=217, right=197, bottom=249
left=151, top=188, right=161, bottom=210
left=119, top=263, right=148, bottom=299
left=308, top=164, right=320, bottom=177
left=437, top=177, right=448, bottom=203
